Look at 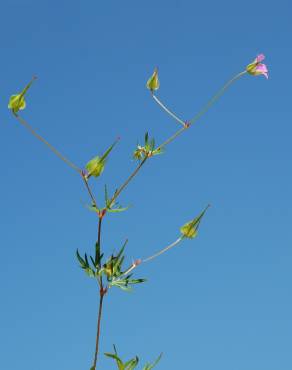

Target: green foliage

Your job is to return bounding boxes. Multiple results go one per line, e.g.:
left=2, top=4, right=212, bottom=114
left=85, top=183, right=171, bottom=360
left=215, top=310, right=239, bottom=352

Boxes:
left=180, top=205, right=210, bottom=239
left=76, top=241, right=145, bottom=292
left=104, top=185, right=130, bottom=213
left=105, top=346, right=162, bottom=370
left=133, top=132, right=163, bottom=160
left=103, top=241, right=146, bottom=292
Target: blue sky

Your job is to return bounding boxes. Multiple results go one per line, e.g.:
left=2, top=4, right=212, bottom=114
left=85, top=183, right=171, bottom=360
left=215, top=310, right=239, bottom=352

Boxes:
left=1, top=1, right=291, bottom=369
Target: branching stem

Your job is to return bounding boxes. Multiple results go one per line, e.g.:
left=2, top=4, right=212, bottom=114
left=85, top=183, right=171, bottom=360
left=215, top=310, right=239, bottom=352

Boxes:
left=109, top=156, right=148, bottom=207
left=13, top=113, right=81, bottom=173
left=156, top=71, right=247, bottom=150
left=152, top=94, right=185, bottom=127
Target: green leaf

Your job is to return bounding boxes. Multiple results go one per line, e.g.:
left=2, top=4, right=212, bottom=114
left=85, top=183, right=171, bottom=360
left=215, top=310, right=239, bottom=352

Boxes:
left=76, top=249, right=86, bottom=267
left=105, top=346, right=124, bottom=370
left=107, top=206, right=129, bottom=213
left=124, top=356, right=139, bottom=370
left=142, top=353, right=163, bottom=370
left=127, top=278, right=147, bottom=285
left=95, top=241, right=102, bottom=267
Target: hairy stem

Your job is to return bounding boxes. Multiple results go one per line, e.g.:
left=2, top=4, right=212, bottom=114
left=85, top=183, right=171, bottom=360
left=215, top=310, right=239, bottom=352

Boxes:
left=13, top=113, right=81, bottom=173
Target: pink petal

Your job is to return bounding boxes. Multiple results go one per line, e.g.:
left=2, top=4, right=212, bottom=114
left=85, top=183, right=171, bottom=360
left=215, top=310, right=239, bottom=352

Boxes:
left=256, top=54, right=265, bottom=63
left=256, top=63, right=268, bottom=73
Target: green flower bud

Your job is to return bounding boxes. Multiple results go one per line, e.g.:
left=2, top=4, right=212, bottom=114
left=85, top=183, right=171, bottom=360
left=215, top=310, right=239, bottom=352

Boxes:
left=85, top=155, right=105, bottom=178
left=146, top=67, right=160, bottom=92
left=8, top=76, right=36, bottom=114
left=180, top=205, right=210, bottom=239
left=85, top=138, right=119, bottom=179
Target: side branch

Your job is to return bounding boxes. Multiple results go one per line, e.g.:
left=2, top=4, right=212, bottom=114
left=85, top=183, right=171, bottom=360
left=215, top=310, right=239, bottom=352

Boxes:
left=152, top=94, right=185, bottom=127
left=13, top=113, right=81, bottom=174
left=109, top=156, right=148, bottom=207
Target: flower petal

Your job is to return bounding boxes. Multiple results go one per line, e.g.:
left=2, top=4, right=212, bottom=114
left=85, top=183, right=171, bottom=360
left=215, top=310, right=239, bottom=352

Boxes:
left=256, top=54, right=265, bottom=63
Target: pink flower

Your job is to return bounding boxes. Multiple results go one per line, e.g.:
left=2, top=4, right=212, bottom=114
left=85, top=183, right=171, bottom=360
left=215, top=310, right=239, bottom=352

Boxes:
left=246, top=54, right=269, bottom=79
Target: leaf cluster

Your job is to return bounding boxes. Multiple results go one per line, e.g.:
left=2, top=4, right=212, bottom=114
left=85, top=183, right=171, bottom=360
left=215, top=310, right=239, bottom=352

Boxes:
left=76, top=241, right=145, bottom=292
left=105, top=346, right=162, bottom=370
left=133, top=133, right=163, bottom=160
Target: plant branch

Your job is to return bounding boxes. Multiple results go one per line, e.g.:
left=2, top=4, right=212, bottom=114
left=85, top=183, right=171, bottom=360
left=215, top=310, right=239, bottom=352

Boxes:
left=156, top=71, right=247, bottom=150
left=92, top=290, right=105, bottom=370
left=13, top=113, right=81, bottom=174
left=152, top=94, right=185, bottom=127
left=109, top=156, right=148, bottom=207
left=143, top=237, right=183, bottom=262
left=189, top=71, right=247, bottom=125
left=82, top=175, right=100, bottom=211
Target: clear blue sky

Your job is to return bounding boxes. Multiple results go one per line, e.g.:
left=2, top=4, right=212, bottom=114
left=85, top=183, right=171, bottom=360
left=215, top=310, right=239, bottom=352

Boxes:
left=1, top=1, right=291, bottom=369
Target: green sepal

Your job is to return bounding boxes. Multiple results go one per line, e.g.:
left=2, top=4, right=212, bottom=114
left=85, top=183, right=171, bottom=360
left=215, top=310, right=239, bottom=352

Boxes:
left=180, top=204, right=210, bottom=239
left=146, top=67, right=160, bottom=92
left=8, top=76, right=36, bottom=114
left=85, top=139, right=119, bottom=179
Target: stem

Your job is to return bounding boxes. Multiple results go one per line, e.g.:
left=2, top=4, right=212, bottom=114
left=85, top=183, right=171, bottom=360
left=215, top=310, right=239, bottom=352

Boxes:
left=143, top=237, right=183, bottom=263
left=157, top=126, right=187, bottom=151
left=109, top=156, right=148, bottom=207
left=92, top=291, right=105, bottom=370
left=82, top=175, right=99, bottom=210
left=13, top=113, right=81, bottom=174
left=97, top=217, right=102, bottom=245
left=152, top=94, right=185, bottom=127
left=157, top=71, right=247, bottom=150
left=189, top=71, right=247, bottom=125
left=91, top=215, right=104, bottom=369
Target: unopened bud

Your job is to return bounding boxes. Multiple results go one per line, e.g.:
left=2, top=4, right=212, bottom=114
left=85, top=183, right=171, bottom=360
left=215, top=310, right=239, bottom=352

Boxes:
left=146, top=67, right=160, bottom=92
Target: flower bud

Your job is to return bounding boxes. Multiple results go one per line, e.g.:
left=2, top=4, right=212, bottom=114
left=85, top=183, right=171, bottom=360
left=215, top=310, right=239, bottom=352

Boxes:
left=180, top=205, right=210, bottom=239
left=85, top=156, right=105, bottom=178
left=146, top=67, right=160, bottom=92
left=246, top=54, right=268, bottom=79
left=8, top=76, right=37, bottom=113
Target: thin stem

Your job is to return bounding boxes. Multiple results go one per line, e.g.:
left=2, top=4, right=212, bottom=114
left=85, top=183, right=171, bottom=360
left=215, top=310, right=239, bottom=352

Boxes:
left=13, top=113, right=81, bottom=173
left=157, top=126, right=187, bottom=151
left=143, top=237, right=183, bottom=263
left=97, top=217, right=102, bottom=247
left=91, top=214, right=105, bottom=369
left=157, top=71, right=247, bottom=151
left=109, top=156, right=148, bottom=207
left=92, top=291, right=105, bottom=370
left=189, top=71, right=247, bottom=125
left=82, top=175, right=99, bottom=210
left=152, top=94, right=185, bottom=127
